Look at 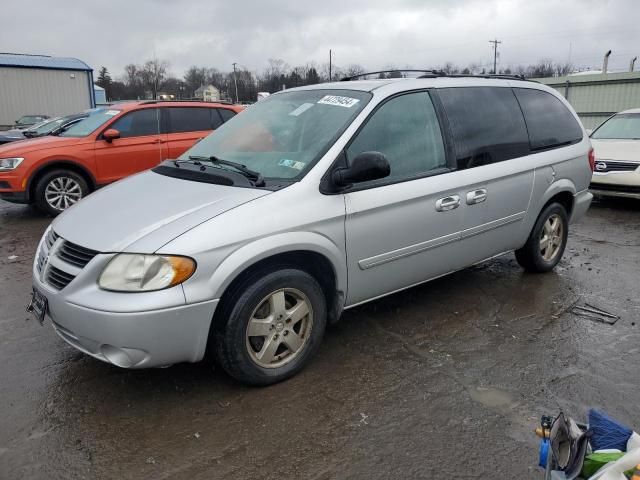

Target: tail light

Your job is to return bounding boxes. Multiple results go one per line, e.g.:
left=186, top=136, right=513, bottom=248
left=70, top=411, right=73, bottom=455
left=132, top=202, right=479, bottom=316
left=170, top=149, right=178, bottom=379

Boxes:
left=588, top=148, right=595, bottom=172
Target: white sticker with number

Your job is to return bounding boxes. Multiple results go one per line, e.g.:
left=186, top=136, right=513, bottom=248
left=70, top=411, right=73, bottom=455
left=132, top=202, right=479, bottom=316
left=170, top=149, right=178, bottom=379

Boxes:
left=317, top=95, right=360, bottom=108
left=104, top=110, right=120, bottom=116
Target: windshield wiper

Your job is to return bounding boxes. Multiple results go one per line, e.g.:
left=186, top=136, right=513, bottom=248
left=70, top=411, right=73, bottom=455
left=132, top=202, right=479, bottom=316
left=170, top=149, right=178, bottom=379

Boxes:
left=178, top=156, right=265, bottom=187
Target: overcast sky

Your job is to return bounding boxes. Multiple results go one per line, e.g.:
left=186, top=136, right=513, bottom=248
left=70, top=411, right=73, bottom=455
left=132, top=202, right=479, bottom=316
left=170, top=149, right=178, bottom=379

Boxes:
left=1, top=0, right=639, bottom=77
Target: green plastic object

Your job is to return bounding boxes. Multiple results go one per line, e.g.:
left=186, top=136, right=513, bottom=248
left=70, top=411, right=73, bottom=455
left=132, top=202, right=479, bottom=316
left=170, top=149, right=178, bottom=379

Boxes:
left=581, top=452, right=625, bottom=478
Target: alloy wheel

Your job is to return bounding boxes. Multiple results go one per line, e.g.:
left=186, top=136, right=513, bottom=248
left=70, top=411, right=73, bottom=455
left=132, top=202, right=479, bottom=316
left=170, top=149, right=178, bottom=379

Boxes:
left=245, top=288, right=314, bottom=369
left=44, top=177, right=83, bottom=211
left=539, top=213, right=564, bottom=261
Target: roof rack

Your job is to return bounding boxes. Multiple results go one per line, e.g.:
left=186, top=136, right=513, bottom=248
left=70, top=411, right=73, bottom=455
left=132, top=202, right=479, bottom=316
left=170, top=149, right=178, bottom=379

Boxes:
left=340, top=70, right=445, bottom=81
left=340, top=69, right=532, bottom=82
left=139, top=99, right=236, bottom=105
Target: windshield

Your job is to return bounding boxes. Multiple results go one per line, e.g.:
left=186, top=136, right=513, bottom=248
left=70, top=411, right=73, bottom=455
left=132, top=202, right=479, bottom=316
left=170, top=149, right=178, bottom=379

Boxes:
left=183, top=89, right=371, bottom=180
left=17, top=116, right=43, bottom=125
left=30, top=117, right=65, bottom=135
left=592, top=113, right=640, bottom=140
left=59, top=109, right=121, bottom=137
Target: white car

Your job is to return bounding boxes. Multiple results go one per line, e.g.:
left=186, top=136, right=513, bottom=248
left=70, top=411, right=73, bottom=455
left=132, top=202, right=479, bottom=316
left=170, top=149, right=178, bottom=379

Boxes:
left=590, top=108, right=640, bottom=199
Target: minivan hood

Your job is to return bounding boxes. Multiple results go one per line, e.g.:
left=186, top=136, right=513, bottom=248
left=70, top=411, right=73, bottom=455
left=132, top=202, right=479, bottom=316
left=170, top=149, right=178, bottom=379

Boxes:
left=590, top=138, right=640, bottom=161
left=53, top=170, right=271, bottom=252
left=0, top=135, right=85, bottom=155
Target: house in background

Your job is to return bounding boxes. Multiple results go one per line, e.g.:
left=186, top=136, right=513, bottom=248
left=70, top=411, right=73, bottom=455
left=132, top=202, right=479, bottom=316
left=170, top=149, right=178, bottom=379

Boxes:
left=194, top=84, right=220, bottom=102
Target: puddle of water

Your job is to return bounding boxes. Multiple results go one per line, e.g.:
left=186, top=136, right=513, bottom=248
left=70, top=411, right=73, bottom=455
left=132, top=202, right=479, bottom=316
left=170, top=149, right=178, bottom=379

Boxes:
left=468, top=386, right=513, bottom=408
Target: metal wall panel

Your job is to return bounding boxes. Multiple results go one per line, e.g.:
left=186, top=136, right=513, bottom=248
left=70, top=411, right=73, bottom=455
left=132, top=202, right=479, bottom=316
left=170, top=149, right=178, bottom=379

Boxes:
left=0, top=67, right=92, bottom=126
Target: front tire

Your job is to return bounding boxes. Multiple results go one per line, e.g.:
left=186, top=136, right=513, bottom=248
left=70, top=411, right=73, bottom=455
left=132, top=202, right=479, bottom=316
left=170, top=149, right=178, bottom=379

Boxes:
left=34, top=169, right=89, bottom=216
left=214, top=268, right=327, bottom=386
left=515, top=202, right=569, bottom=273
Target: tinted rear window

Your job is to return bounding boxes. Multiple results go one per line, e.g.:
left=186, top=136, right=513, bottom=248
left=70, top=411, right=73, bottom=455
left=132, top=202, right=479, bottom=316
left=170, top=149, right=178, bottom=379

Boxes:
left=167, top=107, right=220, bottom=133
left=218, top=108, right=236, bottom=122
left=438, top=87, right=529, bottom=169
left=513, top=88, right=583, bottom=150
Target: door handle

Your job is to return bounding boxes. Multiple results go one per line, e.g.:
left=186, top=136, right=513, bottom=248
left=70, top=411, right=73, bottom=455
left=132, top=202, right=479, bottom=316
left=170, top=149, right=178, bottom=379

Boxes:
left=435, top=195, right=460, bottom=212
left=152, top=139, right=165, bottom=144
left=466, top=188, right=488, bottom=205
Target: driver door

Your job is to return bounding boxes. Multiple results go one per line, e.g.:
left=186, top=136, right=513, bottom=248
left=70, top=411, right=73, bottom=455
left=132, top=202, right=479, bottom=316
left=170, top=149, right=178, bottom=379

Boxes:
left=94, top=108, right=168, bottom=183
left=343, top=91, right=467, bottom=305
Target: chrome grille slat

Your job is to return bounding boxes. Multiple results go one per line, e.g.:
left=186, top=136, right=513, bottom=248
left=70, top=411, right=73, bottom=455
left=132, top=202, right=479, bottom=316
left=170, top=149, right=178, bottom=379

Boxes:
left=46, top=265, right=75, bottom=290
left=58, top=241, right=98, bottom=268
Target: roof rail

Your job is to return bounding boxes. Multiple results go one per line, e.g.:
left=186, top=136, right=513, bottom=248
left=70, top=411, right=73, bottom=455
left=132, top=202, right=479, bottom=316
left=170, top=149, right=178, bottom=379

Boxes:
left=340, top=70, right=445, bottom=81
left=138, top=99, right=236, bottom=105
left=340, top=69, right=533, bottom=82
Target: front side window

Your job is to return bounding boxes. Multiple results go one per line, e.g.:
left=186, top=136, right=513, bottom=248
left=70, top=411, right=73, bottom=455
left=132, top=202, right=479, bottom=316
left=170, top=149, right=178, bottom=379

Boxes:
left=346, top=91, right=447, bottom=184
left=591, top=113, right=640, bottom=140
left=513, top=88, right=583, bottom=149
left=109, top=109, right=160, bottom=138
left=184, top=89, right=370, bottom=180
left=167, top=107, right=219, bottom=133
left=438, top=87, right=530, bottom=169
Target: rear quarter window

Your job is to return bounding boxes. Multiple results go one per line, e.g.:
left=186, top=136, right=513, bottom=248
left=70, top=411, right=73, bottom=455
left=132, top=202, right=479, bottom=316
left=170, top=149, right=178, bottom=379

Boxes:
left=513, top=88, right=583, bottom=150
left=167, top=107, right=219, bottom=133
left=218, top=108, right=236, bottom=123
left=437, top=87, right=530, bottom=169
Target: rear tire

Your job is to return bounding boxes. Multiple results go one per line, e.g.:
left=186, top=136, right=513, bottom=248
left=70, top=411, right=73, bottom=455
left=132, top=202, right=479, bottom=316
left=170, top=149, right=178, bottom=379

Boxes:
left=213, top=268, right=327, bottom=386
left=34, top=169, right=89, bottom=216
left=515, top=202, right=569, bottom=273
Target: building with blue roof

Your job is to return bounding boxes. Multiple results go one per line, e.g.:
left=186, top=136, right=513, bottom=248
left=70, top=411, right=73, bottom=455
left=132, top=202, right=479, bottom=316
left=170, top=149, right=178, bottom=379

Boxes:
left=0, top=53, right=95, bottom=127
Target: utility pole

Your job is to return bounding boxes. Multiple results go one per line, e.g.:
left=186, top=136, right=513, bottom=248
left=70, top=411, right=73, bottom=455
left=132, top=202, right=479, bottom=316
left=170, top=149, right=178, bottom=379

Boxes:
left=232, top=62, right=239, bottom=103
left=329, top=49, right=332, bottom=82
left=489, top=38, right=502, bottom=74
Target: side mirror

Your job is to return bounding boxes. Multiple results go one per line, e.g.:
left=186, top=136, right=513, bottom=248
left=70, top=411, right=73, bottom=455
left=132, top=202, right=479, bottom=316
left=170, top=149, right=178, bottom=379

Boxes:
left=103, top=129, right=121, bottom=142
left=332, top=151, right=390, bottom=188
left=585, top=128, right=593, bottom=136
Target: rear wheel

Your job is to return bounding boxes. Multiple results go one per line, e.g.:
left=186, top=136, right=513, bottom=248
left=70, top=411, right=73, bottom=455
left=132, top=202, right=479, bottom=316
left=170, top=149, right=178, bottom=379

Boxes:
left=515, top=202, right=569, bottom=273
left=34, top=169, right=89, bottom=216
left=214, top=268, right=327, bottom=386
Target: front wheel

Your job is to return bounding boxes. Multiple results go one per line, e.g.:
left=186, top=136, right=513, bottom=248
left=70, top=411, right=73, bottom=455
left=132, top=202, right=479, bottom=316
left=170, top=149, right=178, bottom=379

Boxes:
left=515, top=202, right=569, bottom=273
left=214, top=269, right=327, bottom=386
left=34, top=169, right=89, bottom=216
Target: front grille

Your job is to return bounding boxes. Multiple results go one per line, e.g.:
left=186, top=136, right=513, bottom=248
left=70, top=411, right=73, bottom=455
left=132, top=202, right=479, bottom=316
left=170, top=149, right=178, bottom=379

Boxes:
left=36, top=230, right=100, bottom=291
left=46, top=265, right=76, bottom=291
left=57, top=240, right=98, bottom=268
left=594, top=160, right=639, bottom=173
left=590, top=183, right=640, bottom=194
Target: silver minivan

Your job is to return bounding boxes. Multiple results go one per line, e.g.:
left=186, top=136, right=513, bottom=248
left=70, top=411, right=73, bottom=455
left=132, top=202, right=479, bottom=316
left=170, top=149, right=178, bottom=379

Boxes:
left=29, top=74, right=594, bottom=385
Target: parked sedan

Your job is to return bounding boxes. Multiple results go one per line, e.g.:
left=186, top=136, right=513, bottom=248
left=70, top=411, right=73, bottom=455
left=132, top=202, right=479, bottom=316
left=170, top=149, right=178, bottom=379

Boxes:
left=14, top=115, right=50, bottom=129
left=589, top=108, right=640, bottom=199
left=0, top=114, right=88, bottom=145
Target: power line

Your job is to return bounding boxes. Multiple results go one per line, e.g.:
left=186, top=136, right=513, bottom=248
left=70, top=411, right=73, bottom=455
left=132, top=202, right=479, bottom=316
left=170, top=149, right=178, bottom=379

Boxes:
left=489, top=38, right=502, bottom=74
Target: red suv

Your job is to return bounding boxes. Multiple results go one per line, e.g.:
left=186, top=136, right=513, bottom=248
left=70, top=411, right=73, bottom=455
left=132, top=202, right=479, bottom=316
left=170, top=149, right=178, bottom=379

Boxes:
left=0, top=101, right=243, bottom=215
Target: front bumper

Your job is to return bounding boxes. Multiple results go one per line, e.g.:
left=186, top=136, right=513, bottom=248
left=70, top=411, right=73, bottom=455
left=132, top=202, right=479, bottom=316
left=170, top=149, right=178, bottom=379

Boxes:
left=590, top=170, right=640, bottom=199
left=32, top=246, right=218, bottom=368
left=0, top=172, right=28, bottom=203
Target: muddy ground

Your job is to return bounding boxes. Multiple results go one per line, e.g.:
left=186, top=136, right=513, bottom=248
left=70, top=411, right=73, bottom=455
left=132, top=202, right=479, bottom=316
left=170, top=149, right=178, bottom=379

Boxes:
left=0, top=197, right=638, bottom=480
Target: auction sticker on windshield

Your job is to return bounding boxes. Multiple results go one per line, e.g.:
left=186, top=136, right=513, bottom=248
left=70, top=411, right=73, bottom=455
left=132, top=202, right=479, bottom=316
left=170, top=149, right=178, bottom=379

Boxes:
left=317, top=95, right=360, bottom=108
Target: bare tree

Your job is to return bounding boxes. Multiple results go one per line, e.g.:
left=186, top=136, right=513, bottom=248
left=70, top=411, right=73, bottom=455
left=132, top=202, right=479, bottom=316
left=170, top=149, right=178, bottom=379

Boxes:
left=141, top=58, right=169, bottom=99
left=345, top=64, right=366, bottom=78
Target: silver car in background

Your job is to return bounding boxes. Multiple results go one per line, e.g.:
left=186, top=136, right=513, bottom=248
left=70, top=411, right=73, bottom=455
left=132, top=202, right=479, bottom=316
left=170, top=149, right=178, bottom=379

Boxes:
left=29, top=74, right=594, bottom=385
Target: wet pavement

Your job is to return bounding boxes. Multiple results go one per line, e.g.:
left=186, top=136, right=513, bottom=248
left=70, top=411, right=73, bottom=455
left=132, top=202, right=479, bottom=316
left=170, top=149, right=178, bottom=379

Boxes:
left=1, top=197, right=639, bottom=480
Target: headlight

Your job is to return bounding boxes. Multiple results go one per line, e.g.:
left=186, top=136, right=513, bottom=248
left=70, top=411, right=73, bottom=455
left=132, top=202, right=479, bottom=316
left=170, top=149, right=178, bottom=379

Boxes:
left=98, top=254, right=196, bottom=292
left=0, top=157, right=24, bottom=170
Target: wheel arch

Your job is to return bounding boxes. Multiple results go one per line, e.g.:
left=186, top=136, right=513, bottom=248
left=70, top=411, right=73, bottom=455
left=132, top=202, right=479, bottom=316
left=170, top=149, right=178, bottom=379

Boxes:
left=207, top=234, right=347, bottom=333
left=540, top=179, right=576, bottom=217
left=27, top=160, right=97, bottom=202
